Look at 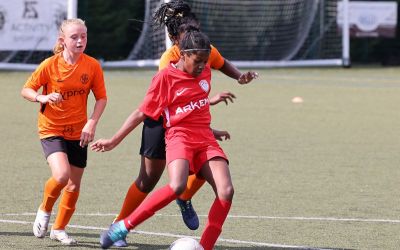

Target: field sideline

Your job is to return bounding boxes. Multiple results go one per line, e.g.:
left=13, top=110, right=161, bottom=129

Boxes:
left=1, top=67, right=400, bottom=249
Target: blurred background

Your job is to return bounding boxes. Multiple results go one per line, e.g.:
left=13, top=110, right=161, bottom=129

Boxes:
left=0, top=0, right=400, bottom=67
left=79, top=0, right=400, bottom=66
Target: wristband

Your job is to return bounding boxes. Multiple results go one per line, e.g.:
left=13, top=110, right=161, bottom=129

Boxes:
left=34, top=94, right=41, bottom=102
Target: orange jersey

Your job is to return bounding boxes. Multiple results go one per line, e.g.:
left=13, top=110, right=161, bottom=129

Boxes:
left=23, top=53, right=107, bottom=140
left=158, top=44, right=225, bottom=71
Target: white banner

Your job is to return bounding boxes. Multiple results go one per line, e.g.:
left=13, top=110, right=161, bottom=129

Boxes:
left=0, top=0, right=67, bottom=50
left=337, top=1, right=397, bottom=38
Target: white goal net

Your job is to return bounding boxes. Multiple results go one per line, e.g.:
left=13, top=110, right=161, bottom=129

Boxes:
left=0, top=0, right=350, bottom=70
left=118, top=0, right=350, bottom=68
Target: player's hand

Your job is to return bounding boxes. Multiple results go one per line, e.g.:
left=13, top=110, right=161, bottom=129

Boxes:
left=80, top=131, right=94, bottom=147
left=209, top=91, right=236, bottom=105
left=90, top=138, right=115, bottom=152
left=238, top=71, right=259, bottom=84
left=37, top=92, right=63, bottom=105
left=212, top=129, right=231, bottom=141
left=80, top=119, right=97, bottom=147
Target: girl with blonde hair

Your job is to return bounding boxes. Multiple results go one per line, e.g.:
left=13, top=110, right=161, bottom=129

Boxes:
left=21, top=18, right=107, bottom=245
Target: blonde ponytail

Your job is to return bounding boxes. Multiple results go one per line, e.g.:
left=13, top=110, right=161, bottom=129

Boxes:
left=53, top=42, right=64, bottom=54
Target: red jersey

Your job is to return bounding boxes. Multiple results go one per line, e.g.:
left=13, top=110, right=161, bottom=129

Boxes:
left=139, top=63, right=211, bottom=135
left=139, top=63, right=227, bottom=172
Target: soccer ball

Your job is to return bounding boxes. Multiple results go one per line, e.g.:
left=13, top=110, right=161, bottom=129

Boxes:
left=169, top=237, right=204, bottom=250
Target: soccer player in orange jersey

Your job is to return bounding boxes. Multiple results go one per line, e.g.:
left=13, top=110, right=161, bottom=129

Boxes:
left=109, top=2, right=258, bottom=247
left=93, top=30, right=233, bottom=250
left=21, top=18, right=107, bottom=245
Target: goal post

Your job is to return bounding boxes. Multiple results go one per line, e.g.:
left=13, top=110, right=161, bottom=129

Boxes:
left=0, top=0, right=351, bottom=70
left=105, top=0, right=351, bottom=68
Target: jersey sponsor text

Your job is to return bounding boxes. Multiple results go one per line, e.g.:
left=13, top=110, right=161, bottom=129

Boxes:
left=175, top=98, right=209, bottom=115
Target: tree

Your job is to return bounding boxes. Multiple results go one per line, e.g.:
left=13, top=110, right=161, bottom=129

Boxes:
left=78, top=0, right=145, bottom=60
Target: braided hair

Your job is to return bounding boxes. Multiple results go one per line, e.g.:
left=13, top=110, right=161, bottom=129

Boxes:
left=177, top=16, right=200, bottom=35
left=179, top=30, right=211, bottom=55
left=153, top=0, right=199, bottom=41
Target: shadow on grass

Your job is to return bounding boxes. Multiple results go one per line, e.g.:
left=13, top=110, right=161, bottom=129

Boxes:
left=0, top=231, right=355, bottom=250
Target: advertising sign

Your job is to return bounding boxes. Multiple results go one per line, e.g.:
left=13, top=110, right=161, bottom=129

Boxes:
left=0, top=0, right=67, bottom=50
left=337, top=1, right=397, bottom=37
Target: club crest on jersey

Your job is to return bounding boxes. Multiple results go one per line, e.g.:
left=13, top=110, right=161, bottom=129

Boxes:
left=80, top=74, right=89, bottom=84
left=199, top=80, right=209, bottom=93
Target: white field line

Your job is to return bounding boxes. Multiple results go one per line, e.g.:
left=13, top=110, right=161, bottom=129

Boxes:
left=265, top=74, right=400, bottom=84
left=0, top=218, right=330, bottom=249
left=2, top=212, right=400, bottom=224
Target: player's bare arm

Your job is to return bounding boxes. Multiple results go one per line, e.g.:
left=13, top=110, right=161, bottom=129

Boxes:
left=21, top=87, right=63, bottom=105
left=91, top=108, right=146, bottom=152
left=218, top=59, right=259, bottom=84
left=80, top=98, right=107, bottom=147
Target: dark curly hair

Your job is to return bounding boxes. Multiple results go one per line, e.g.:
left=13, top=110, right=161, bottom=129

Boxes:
left=153, top=0, right=199, bottom=41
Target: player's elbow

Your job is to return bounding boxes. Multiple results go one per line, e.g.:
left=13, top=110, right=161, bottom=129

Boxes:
left=21, top=88, right=30, bottom=100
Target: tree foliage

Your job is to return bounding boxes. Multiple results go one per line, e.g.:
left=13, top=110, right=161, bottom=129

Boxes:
left=78, top=0, right=145, bottom=60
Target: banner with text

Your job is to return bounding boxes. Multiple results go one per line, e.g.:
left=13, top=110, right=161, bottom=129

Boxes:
left=337, top=1, right=397, bottom=38
left=0, top=0, right=67, bottom=50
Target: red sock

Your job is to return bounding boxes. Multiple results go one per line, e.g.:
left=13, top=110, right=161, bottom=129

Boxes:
left=200, top=198, right=232, bottom=250
left=123, top=185, right=177, bottom=230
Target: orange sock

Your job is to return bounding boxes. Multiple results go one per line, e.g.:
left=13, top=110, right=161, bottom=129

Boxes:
left=40, top=177, right=66, bottom=213
left=178, top=174, right=206, bottom=201
left=115, top=183, right=148, bottom=222
left=52, top=189, right=79, bottom=230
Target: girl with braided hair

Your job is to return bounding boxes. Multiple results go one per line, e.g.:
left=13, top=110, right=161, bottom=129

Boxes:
left=156, top=0, right=258, bottom=226
left=104, top=1, right=257, bottom=247
left=93, top=29, right=233, bottom=250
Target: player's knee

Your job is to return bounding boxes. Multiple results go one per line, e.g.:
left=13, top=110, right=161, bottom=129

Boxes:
left=53, top=175, right=69, bottom=186
left=136, top=177, right=158, bottom=193
left=169, top=182, right=186, bottom=195
left=65, top=182, right=80, bottom=192
left=218, top=185, right=234, bottom=201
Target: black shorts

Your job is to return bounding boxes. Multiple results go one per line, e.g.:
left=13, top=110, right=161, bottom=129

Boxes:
left=139, top=117, right=166, bottom=160
left=41, top=136, right=87, bottom=168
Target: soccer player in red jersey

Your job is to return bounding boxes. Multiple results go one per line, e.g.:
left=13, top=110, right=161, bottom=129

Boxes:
left=21, top=18, right=107, bottom=245
left=92, top=30, right=232, bottom=250
left=109, top=3, right=258, bottom=246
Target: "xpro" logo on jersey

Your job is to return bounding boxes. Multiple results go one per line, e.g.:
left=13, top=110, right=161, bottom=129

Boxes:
left=175, top=98, right=209, bottom=115
left=56, top=89, right=87, bottom=100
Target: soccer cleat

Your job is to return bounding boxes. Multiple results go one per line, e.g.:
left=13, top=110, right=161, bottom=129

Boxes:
left=50, top=228, right=77, bottom=245
left=100, top=221, right=129, bottom=249
left=113, top=238, right=128, bottom=247
left=33, top=207, right=51, bottom=238
left=112, top=216, right=128, bottom=247
left=176, top=199, right=199, bottom=230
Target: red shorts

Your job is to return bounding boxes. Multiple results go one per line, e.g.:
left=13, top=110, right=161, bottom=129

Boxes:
left=165, top=128, right=228, bottom=174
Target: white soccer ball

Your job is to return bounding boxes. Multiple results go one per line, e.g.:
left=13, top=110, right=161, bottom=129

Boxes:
left=169, top=237, right=204, bottom=250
